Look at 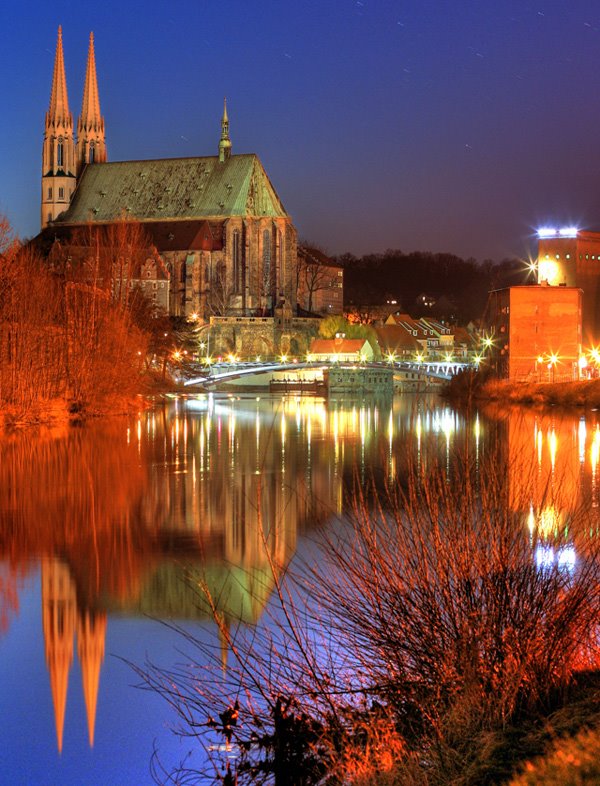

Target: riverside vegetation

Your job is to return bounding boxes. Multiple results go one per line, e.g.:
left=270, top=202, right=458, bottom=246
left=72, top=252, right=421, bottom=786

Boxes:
left=138, top=453, right=600, bottom=786
left=0, top=216, right=174, bottom=426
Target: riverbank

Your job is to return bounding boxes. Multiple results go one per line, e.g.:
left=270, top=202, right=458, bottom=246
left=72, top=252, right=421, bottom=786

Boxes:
left=445, top=372, right=600, bottom=410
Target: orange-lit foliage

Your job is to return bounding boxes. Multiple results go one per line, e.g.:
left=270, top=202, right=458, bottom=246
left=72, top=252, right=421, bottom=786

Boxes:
left=0, top=423, right=162, bottom=603
left=0, top=217, right=153, bottom=420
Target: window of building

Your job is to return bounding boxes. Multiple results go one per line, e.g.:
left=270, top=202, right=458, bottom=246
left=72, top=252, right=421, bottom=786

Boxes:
left=277, top=230, right=284, bottom=292
left=57, top=142, right=63, bottom=167
left=58, top=187, right=64, bottom=199
left=232, top=229, right=242, bottom=293
left=89, top=143, right=95, bottom=163
left=47, top=187, right=52, bottom=199
left=262, top=229, right=271, bottom=290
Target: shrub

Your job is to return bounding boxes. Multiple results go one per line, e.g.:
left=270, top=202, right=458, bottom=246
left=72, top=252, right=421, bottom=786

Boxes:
left=140, top=456, right=600, bottom=785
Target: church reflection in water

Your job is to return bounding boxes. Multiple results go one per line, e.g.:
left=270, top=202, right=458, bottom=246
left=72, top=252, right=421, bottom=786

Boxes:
left=3, top=395, right=600, bottom=753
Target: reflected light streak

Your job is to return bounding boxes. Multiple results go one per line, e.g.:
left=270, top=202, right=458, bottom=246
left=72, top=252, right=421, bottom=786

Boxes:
left=549, top=428, right=557, bottom=471
left=578, top=418, right=586, bottom=464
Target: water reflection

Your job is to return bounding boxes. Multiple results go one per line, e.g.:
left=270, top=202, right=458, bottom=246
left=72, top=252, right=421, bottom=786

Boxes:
left=4, top=394, right=600, bottom=776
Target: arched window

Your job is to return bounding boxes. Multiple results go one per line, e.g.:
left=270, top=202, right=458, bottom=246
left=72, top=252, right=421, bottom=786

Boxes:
left=262, top=229, right=271, bottom=291
left=57, top=141, right=63, bottom=168
left=277, top=230, right=284, bottom=294
left=232, top=230, right=242, bottom=293
left=89, top=143, right=95, bottom=163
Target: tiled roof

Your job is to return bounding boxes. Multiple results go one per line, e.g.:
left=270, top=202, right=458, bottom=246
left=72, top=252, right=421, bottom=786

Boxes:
left=310, top=338, right=368, bottom=354
left=54, top=154, right=289, bottom=225
left=375, top=326, right=420, bottom=352
left=298, top=245, right=343, bottom=269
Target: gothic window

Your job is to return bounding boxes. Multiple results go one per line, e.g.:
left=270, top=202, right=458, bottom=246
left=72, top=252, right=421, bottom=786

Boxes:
left=232, top=229, right=242, bottom=293
left=277, top=230, right=284, bottom=293
left=58, top=187, right=64, bottom=200
left=47, top=188, right=52, bottom=199
left=89, top=143, right=95, bottom=163
left=263, top=229, right=271, bottom=290
left=57, top=141, right=63, bottom=167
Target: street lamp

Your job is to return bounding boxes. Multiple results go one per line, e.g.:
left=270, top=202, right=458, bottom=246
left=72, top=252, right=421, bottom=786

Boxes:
left=548, top=353, right=558, bottom=383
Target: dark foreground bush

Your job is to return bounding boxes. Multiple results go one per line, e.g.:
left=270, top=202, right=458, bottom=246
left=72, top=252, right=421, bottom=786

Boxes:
left=139, top=456, right=600, bottom=785
left=510, top=724, right=600, bottom=785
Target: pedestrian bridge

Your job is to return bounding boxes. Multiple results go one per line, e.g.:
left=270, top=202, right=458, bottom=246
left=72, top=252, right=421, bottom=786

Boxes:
left=182, top=359, right=472, bottom=389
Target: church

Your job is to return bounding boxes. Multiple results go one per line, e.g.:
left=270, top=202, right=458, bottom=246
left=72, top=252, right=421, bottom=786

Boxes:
left=40, top=27, right=298, bottom=322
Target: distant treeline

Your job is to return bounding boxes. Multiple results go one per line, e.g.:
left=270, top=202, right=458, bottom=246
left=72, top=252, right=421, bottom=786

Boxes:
left=338, top=250, right=528, bottom=323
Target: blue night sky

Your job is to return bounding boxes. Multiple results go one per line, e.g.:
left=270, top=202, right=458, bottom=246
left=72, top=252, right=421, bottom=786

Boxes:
left=2, top=0, right=600, bottom=261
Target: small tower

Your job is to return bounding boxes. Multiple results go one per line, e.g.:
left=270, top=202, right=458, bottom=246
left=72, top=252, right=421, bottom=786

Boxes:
left=76, top=32, right=106, bottom=174
left=218, top=98, right=232, bottom=163
left=41, top=26, right=76, bottom=229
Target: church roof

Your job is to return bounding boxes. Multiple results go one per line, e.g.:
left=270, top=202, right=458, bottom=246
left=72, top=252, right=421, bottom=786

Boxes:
left=54, top=153, right=289, bottom=224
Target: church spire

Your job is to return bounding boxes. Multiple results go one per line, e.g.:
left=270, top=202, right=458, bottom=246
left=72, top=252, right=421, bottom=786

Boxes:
left=77, top=32, right=106, bottom=173
left=77, top=610, right=106, bottom=747
left=42, top=26, right=76, bottom=229
left=48, top=26, right=70, bottom=125
left=218, top=97, right=232, bottom=163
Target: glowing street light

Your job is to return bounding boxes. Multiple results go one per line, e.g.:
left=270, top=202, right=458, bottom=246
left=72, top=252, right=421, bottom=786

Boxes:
left=227, top=353, right=238, bottom=364
left=386, top=352, right=396, bottom=364
left=481, top=336, right=494, bottom=350
left=415, top=352, right=424, bottom=364
left=548, top=353, right=559, bottom=383
left=172, top=350, right=182, bottom=362
left=280, top=354, right=288, bottom=364
left=444, top=351, right=453, bottom=363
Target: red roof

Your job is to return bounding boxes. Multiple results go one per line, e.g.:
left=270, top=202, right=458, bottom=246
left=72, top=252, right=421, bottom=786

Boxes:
left=310, top=338, right=368, bottom=354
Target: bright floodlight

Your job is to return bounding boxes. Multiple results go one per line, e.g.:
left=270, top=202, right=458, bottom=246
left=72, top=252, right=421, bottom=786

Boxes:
left=558, top=227, right=578, bottom=237
left=537, top=227, right=557, bottom=238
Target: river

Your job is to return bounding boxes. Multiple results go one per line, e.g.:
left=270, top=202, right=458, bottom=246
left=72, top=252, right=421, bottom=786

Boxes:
left=0, top=393, right=596, bottom=784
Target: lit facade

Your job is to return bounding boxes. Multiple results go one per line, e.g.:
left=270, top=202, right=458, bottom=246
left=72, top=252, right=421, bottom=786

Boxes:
left=536, top=227, right=600, bottom=344
left=487, top=284, right=582, bottom=381
left=40, top=28, right=298, bottom=321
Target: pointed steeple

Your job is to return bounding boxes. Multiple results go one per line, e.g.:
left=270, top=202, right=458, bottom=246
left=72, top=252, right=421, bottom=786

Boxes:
left=218, top=97, right=232, bottom=163
left=42, top=559, right=77, bottom=754
left=77, top=31, right=106, bottom=173
left=42, top=26, right=76, bottom=229
left=47, top=26, right=71, bottom=126
left=80, top=33, right=101, bottom=128
left=77, top=611, right=106, bottom=747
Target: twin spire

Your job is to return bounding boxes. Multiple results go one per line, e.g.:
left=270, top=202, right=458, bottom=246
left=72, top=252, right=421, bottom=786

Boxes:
left=45, top=26, right=106, bottom=175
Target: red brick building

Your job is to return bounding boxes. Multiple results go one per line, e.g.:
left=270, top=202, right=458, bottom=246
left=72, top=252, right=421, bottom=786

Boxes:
left=486, top=285, right=582, bottom=381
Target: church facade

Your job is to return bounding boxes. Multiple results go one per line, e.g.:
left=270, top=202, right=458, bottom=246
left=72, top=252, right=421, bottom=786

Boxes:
left=41, top=27, right=298, bottom=321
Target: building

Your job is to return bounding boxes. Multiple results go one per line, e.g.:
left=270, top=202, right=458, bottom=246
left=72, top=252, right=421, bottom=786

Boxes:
left=296, top=246, right=344, bottom=315
left=486, top=284, right=582, bottom=381
left=40, top=27, right=298, bottom=321
left=309, top=337, right=374, bottom=362
left=536, top=226, right=600, bottom=345
left=382, top=313, right=469, bottom=360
